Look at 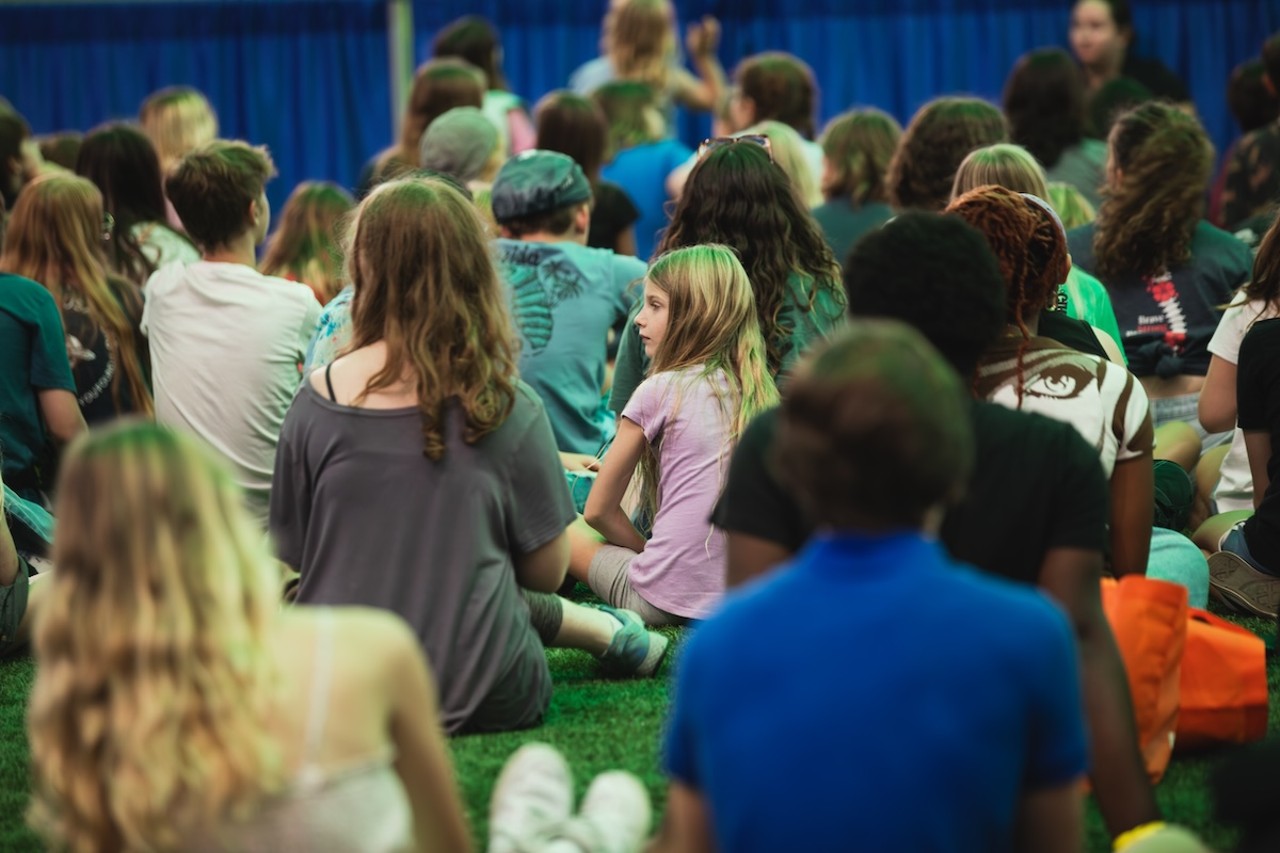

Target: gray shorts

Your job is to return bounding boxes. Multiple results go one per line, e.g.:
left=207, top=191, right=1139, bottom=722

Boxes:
left=587, top=544, right=689, bottom=627
left=0, top=555, right=30, bottom=654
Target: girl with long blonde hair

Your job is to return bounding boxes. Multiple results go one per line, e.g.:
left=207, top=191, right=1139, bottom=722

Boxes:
left=273, top=176, right=669, bottom=735
left=28, top=421, right=471, bottom=852
left=569, top=244, right=780, bottom=626
left=260, top=181, right=354, bottom=305
left=0, top=173, right=152, bottom=421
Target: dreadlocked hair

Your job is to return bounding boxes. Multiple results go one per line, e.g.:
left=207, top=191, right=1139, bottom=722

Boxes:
left=945, top=184, right=1069, bottom=407
left=656, top=141, right=843, bottom=375
left=1094, top=101, right=1213, bottom=280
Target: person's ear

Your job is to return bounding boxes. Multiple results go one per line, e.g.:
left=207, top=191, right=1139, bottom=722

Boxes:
left=575, top=203, right=591, bottom=234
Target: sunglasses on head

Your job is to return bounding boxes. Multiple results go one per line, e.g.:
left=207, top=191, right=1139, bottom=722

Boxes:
left=697, top=134, right=774, bottom=162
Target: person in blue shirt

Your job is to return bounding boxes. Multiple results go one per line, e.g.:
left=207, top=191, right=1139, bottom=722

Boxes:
left=652, top=320, right=1089, bottom=853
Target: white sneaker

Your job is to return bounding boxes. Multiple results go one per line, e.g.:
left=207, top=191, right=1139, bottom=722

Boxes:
left=488, top=743, right=575, bottom=853
left=552, top=771, right=652, bottom=853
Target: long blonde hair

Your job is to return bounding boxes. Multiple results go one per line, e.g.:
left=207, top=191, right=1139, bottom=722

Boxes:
left=260, top=181, right=355, bottom=304
left=138, top=86, right=218, bottom=173
left=0, top=173, right=152, bottom=416
left=347, top=177, right=518, bottom=460
left=638, top=244, right=780, bottom=515
left=28, top=422, right=282, bottom=852
left=605, top=0, right=676, bottom=92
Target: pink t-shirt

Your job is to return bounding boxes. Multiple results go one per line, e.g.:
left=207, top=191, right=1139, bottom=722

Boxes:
left=622, top=367, right=731, bottom=619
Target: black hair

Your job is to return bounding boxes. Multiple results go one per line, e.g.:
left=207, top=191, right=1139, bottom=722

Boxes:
left=1004, top=47, right=1087, bottom=169
left=76, top=122, right=184, bottom=284
left=432, top=16, right=506, bottom=91
left=0, top=107, right=31, bottom=212
left=843, top=211, right=1006, bottom=380
left=1088, top=76, right=1153, bottom=138
left=773, top=320, right=974, bottom=530
left=1228, top=57, right=1279, bottom=134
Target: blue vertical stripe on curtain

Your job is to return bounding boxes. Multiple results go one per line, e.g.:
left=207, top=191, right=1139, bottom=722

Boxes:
left=0, top=1, right=388, bottom=212
left=414, top=0, right=1279, bottom=169
left=0, top=0, right=1276, bottom=208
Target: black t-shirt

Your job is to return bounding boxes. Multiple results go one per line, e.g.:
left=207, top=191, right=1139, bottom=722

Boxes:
left=65, top=276, right=149, bottom=424
left=588, top=180, right=640, bottom=254
left=1121, top=53, right=1190, bottom=104
left=1038, top=310, right=1107, bottom=361
left=1237, top=318, right=1280, bottom=568
left=712, top=400, right=1109, bottom=586
left=1067, top=221, right=1250, bottom=378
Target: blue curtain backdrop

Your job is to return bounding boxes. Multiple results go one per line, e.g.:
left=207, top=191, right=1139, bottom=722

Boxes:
left=1, top=0, right=1276, bottom=212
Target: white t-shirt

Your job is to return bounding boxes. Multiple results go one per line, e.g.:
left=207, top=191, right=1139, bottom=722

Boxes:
left=1208, top=294, right=1280, bottom=511
left=142, top=261, right=321, bottom=524
left=131, top=221, right=200, bottom=271
left=975, top=336, right=1153, bottom=477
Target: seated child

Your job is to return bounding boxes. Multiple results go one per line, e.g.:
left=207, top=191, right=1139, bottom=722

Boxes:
left=568, top=244, right=778, bottom=625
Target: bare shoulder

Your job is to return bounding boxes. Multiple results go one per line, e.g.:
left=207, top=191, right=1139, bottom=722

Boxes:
left=279, top=606, right=423, bottom=665
left=329, top=606, right=422, bottom=656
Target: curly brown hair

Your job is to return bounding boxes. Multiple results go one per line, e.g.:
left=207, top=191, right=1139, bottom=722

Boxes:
left=656, top=141, right=844, bottom=374
left=347, top=177, right=517, bottom=460
left=886, top=97, right=1008, bottom=212
left=1093, top=101, right=1213, bottom=280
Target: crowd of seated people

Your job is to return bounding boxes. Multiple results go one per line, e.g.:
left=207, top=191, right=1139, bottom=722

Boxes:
left=3, top=0, right=1280, bottom=849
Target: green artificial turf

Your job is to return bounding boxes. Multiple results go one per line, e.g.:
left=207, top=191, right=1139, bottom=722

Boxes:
left=0, top=613, right=1274, bottom=852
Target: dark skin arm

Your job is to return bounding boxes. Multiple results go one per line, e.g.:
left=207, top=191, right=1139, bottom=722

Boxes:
left=1038, top=547, right=1160, bottom=838
left=724, top=532, right=793, bottom=589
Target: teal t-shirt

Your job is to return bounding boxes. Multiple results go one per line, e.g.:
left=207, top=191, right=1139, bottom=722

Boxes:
left=1062, top=267, right=1125, bottom=364
left=0, top=274, right=75, bottom=491
left=498, top=239, right=646, bottom=454
left=609, top=271, right=845, bottom=414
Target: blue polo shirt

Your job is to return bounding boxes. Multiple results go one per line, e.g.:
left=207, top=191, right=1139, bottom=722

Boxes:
left=664, top=530, right=1088, bottom=852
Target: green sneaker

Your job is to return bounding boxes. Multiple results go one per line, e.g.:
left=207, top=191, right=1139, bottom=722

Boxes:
left=597, top=606, right=669, bottom=678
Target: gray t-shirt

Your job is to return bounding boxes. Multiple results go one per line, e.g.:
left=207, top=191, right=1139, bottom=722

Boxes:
left=270, top=380, right=575, bottom=734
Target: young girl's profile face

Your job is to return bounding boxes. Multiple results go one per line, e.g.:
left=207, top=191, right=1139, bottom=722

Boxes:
left=635, top=278, right=670, bottom=357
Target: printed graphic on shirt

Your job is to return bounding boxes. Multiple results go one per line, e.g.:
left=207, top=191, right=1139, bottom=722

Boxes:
left=502, top=244, right=590, bottom=354
left=1137, top=271, right=1188, bottom=353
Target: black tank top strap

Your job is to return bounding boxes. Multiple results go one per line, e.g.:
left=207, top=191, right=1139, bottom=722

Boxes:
left=324, top=362, right=337, bottom=402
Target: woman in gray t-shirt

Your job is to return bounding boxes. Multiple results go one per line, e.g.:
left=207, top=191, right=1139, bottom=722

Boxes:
left=271, top=176, right=667, bottom=734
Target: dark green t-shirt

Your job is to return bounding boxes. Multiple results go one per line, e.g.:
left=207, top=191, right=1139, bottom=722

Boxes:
left=0, top=274, right=75, bottom=491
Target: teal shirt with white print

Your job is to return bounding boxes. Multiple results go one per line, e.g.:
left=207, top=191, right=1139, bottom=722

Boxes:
left=499, top=239, right=646, bottom=454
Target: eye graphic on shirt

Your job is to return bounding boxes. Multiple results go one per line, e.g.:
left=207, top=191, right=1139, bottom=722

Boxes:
left=1025, top=362, right=1096, bottom=400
